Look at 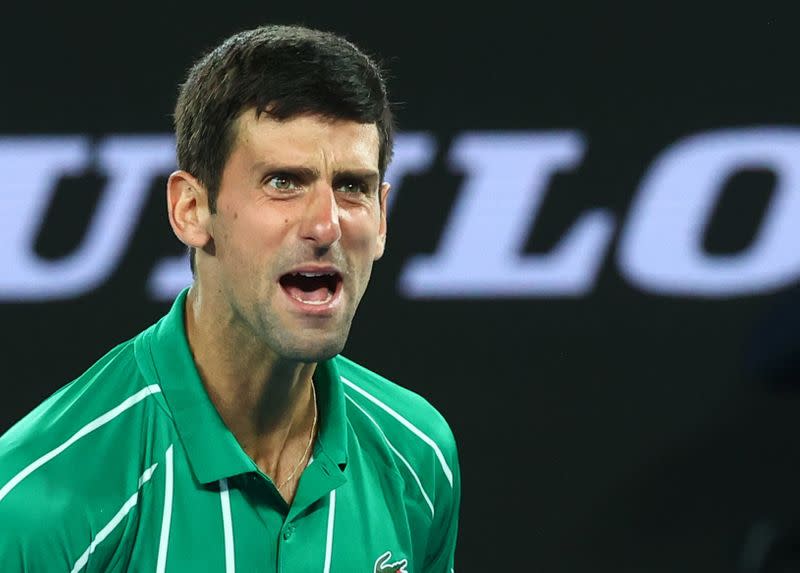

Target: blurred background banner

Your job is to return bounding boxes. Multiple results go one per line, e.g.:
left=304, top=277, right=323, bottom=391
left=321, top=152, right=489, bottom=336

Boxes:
left=1, top=4, right=798, bottom=572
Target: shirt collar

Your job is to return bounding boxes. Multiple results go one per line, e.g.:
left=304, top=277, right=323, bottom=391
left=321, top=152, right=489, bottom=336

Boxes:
left=137, top=287, right=349, bottom=485
left=312, top=356, right=349, bottom=468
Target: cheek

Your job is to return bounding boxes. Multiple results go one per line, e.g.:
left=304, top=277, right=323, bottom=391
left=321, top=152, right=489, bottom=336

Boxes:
left=216, top=215, right=273, bottom=274
left=342, top=227, right=379, bottom=258
left=340, top=207, right=381, bottom=247
left=230, top=209, right=280, bottom=246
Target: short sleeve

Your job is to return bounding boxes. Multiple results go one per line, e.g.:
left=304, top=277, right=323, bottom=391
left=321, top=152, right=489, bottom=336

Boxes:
left=423, top=430, right=461, bottom=572
left=0, top=483, right=76, bottom=571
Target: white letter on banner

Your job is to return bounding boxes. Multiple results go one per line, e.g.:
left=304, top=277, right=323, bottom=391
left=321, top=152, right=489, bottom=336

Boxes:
left=0, top=137, right=90, bottom=299
left=147, top=132, right=439, bottom=301
left=399, top=132, right=615, bottom=297
left=618, top=128, right=800, bottom=297
left=0, top=135, right=174, bottom=300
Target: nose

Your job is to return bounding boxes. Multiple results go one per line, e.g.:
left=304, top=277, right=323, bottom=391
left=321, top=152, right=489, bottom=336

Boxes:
left=300, top=184, right=342, bottom=248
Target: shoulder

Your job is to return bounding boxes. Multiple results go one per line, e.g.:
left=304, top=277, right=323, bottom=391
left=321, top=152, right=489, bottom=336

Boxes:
left=0, top=337, right=168, bottom=466
left=0, top=335, right=173, bottom=568
left=0, top=335, right=171, bottom=515
left=335, top=355, right=456, bottom=448
left=333, top=354, right=459, bottom=487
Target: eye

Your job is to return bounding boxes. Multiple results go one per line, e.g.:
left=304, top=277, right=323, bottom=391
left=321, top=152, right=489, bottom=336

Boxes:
left=337, top=180, right=369, bottom=194
left=266, top=175, right=298, bottom=191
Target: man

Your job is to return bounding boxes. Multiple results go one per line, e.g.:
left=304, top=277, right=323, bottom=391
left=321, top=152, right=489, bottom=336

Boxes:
left=0, top=25, right=460, bottom=572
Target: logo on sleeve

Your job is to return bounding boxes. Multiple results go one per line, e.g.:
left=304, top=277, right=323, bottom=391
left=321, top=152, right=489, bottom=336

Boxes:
left=374, top=550, right=409, bottom=573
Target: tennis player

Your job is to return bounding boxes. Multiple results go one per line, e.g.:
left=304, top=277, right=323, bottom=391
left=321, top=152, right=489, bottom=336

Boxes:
left=0, top=24, right=459, bottom=572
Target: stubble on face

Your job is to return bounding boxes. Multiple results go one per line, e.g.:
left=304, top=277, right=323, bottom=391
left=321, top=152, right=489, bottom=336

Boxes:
left=231, top=245, right=359, bottom=364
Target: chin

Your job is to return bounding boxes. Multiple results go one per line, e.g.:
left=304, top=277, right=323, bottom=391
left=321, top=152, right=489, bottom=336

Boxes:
left=274, top=335, right=347, bottom=364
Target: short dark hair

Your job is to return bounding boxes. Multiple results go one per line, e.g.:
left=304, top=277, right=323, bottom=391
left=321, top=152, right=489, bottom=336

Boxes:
left=173, top=24, right=395, bottom=272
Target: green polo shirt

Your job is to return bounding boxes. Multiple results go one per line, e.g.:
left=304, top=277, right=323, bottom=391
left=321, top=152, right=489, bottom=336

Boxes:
left=0, top=289, right=460, bottom=572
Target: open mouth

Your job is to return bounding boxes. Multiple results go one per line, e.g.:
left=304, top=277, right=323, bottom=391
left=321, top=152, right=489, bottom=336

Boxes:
left=279, top=271, right=342, bottom=306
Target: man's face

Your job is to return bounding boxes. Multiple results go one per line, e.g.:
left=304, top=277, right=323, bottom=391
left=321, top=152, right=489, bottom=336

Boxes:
left=201, top=111, right=388, bottom=362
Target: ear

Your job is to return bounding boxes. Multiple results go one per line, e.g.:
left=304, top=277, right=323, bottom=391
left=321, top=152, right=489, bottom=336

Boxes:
left=374, top=181, right=391, bottom=260
left=166, top=170, right=213, bottom=249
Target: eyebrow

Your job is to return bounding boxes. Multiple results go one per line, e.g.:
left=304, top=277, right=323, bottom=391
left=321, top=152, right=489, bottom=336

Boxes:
left=253, top=163, right=380, bottom=183
left=333, top=169, right=380, bottom=181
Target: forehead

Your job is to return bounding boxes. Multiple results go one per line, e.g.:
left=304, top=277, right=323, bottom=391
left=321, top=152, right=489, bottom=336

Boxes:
left=230, top=110, right=381, bottom=170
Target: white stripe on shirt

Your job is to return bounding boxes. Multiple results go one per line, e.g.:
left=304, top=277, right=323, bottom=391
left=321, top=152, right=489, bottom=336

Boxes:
left=219, top=478, right=236, bottom=573
left=345, top=394, right=435, bottom=517
left=0, top=385, right=162, bottom=504
left=340, top=376, right=453, bottom=487
left=156, top=444, right=174, bottom=573
left=70, top=462, right=159, bottom=573
left=323, top=489, right=336, bottom=573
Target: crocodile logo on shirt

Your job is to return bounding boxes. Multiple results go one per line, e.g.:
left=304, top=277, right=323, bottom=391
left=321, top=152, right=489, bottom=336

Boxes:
left=374, top=550, right=409, bottom=573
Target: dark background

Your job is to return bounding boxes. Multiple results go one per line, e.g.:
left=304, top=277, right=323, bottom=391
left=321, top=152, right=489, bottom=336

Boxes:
left=2, top=4, right=799, bottom=572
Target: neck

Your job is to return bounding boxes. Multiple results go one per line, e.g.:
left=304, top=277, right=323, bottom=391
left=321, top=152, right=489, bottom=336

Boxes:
left=183, top=285, right=318, bottom=482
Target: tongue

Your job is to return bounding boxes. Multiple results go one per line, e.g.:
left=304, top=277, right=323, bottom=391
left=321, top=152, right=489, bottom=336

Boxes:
left=285, top=284, right=330, bottom=303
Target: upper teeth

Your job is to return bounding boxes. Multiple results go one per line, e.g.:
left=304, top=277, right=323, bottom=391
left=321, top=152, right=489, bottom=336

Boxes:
left=296, top=272, right=334, bottom=277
